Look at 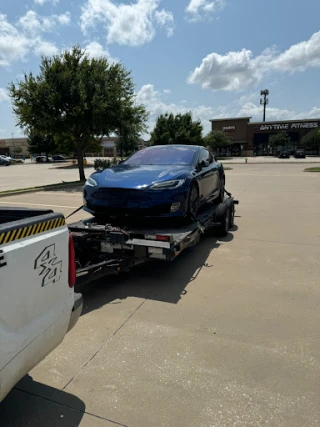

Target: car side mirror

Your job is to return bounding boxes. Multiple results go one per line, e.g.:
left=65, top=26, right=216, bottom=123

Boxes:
left=201, top=160, right=209, bottom=168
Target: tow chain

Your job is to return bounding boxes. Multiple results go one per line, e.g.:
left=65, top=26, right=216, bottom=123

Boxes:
left=66, top=205, right=84, bottom=219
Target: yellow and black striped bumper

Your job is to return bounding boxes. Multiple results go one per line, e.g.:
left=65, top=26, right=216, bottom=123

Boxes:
left=0, top=217, right=66, bottom=245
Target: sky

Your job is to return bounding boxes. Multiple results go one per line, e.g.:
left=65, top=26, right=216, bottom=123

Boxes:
left=1, top=0, right=320, bottom=139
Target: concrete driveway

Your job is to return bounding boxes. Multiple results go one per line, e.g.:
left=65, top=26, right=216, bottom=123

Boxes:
left=0, top=164, right=320, bottom=427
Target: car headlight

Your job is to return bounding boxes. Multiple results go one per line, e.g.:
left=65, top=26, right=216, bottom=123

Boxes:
left=149, top=179, right=186, bottom=190
left=85, top=177, right=97, bottom=187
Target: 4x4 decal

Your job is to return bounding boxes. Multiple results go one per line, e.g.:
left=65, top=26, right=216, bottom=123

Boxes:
left=35, top=244, right=63, bottom=287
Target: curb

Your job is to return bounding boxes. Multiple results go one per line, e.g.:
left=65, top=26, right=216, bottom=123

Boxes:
left=221, top=161, right=320, bottom=165
left=0, top=183, right=83, bottom=198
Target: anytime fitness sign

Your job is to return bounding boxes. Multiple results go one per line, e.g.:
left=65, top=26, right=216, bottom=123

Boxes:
left=258, top=122, right=319, bottom=131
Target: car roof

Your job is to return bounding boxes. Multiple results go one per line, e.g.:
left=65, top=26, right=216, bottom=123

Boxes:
left=144, top=144, right=202, bottom=150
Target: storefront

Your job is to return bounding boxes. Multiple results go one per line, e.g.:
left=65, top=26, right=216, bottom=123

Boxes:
left=210, top=117, right=320, bottom=156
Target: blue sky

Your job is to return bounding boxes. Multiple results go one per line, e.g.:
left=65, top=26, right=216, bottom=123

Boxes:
left=1, top=0, right=320, bottom=138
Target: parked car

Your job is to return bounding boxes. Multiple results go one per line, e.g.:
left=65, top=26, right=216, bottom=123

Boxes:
left=83, top=145, right=225, bottom=219
left=52, top=155, right=66, bottom=162
left=278, top=151, right=290, bottom=159
left=0, top=156, right=11, bottom=166
left=293, top=149, right=306, bottom=159
left=35, top=155, right=50, bottom=163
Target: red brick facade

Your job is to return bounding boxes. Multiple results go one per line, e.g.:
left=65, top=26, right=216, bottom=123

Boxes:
left=210, top=117, right=320, bottom=156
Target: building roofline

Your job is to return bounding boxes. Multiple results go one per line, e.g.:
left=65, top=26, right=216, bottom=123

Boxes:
left=249, top=118, right=320, bottom=125
left=210, top=117, right=252, bottom=122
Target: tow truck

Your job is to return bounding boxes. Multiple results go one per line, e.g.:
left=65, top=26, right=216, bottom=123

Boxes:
left=69, top=192, right=239, bottom=293
left=0, top=191, right=237, bottom=400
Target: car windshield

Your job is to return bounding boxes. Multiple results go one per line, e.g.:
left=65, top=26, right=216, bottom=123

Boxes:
left=124, top=146, right=197, bottom=166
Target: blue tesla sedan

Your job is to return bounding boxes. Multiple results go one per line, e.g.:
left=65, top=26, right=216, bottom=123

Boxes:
left=83, top=145, right=225, bottom=219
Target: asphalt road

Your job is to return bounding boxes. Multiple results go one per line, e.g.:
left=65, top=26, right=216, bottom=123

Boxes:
left=0, top=164, right=320, bottom=427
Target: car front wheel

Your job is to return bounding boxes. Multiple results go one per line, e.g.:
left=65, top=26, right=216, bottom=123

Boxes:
left=187, top=183, right=200, bottom=221
left=216, top=177, right=225, bottom=203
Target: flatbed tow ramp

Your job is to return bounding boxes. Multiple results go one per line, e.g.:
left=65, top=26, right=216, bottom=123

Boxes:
left=69, top=194, right=239, bottom=292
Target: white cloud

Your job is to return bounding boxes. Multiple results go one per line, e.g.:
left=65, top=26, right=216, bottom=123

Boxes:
left=18, top=11, right=70, bottom=34
left=33, top=40, right=59, bottom=56
left=154, top=9, right=174, bottom=37
left=163, top=89, right=171, bottom=94
left=188, top=31, right=320, bottom=91
left=0, top=88, right=9, bottom=102
left=18, top=11, right=43, bottom=35
left=136, top=84, right=216, bottom=136
left=0, top=11, right=70, bottom=67
left=56, top=12, right=71, bottom=25
left=186, top=0, right=226, bottom=21
left=84, top=41, right=118, bottom=63
left=80, top=0, right=174, bottom=46
left=294, top=107, right=320, bottom=119
left=228, top=101, right=320, bottom=122
left=34, top=0, right=59, bottom=5
left=0, top=14, right=30, bottom=66
left=271, top=31, right=320, bottom=72
left=237, top=102, right=294, bottom=121
left=188, top=49, right=264, bottom=91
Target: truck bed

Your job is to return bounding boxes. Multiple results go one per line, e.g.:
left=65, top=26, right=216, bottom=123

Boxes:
left=0, top=208, right=66, bottom=245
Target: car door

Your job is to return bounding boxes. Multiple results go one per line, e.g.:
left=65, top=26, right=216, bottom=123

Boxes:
left=196, top=148, right=218, bottom=200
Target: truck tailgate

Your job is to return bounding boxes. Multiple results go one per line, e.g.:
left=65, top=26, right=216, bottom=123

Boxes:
left=0, top=212, right=74, bottom=380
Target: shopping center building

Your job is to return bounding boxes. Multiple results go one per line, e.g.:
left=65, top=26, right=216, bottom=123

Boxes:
left=210, top=117, right=320, bottom=156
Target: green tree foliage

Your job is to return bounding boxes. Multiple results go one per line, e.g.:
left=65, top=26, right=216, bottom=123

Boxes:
left=203, top=130, right=232, bottom=151
left=268, top=133, right=291, bottom=147
left=150, top=112, right=203, bottom=146
left=117, top=104, right=148, bottom=157
left=8, top=46, right=147, bottom=180
left=301, top=129, right=320, bottom=154
left=27, top=130, right=56, bottom=161
left=13, top=146, right=23, bottom=154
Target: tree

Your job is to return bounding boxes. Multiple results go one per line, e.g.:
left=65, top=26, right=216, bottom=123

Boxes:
left=301, top=129, right=320, bottom=154
left=8, top=46, right=147, bottom=181
left=27, top=130, right=56, bottom=161
left=150, top=112, right=203, bottom=146
left=268, top=133, right=290, bottom=148
left=203, top=130, right=232, bottom=151
left=117, top=104, right=148, bottom=157
left=13, top=146, right=22, bottom=154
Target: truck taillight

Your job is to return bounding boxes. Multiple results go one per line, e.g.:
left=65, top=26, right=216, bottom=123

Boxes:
left=156, top=235, right=170, bottom=242
left=68, top=234, right=76, bottom=288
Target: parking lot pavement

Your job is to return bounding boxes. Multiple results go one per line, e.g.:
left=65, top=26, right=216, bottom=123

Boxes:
left=1, top=163, right=320, bottom=427
left=220, top=156, right=320, bottom=164
left=0, top=162, right=95, bottom=192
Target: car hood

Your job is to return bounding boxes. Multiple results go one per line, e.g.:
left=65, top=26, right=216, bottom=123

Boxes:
left=92, top=164, right=192, bottom=189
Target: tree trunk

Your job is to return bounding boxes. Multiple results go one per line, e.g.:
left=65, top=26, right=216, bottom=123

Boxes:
left=77, top=148, right=86, bottom=181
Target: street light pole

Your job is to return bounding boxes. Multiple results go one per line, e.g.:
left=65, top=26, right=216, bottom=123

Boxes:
left=260, top=90, right=269, bottom=122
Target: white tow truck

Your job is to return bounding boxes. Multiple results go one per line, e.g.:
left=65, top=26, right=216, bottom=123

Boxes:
left=0, top=207, right=83, bottom=402
left=0, top=192, right=238, bottom=401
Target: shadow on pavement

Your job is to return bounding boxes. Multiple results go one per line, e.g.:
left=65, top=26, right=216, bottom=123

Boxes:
left=0, top=375, right=85, bottom=427
left=81, top=229, right=235, bottom=316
